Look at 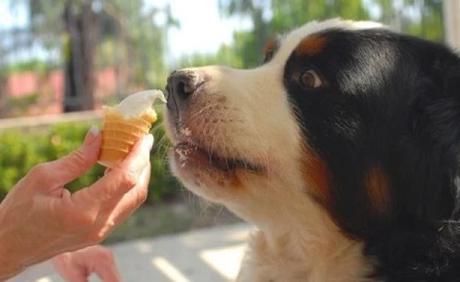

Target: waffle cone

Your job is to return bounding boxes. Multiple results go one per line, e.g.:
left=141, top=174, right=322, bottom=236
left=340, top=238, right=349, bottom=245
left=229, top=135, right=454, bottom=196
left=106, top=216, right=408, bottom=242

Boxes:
left=98, top=107, right=157, bottom=168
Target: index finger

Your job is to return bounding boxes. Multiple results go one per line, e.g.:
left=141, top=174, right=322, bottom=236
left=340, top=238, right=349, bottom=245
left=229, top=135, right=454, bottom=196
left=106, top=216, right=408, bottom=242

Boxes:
left=72, top=134, right=153, bottom=208
left=93, top=256, right=121, bottom=282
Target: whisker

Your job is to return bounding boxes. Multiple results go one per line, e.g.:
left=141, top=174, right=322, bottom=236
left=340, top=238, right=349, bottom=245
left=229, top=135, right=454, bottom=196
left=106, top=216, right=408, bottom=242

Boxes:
left=188, top=102, right=220, bottom=120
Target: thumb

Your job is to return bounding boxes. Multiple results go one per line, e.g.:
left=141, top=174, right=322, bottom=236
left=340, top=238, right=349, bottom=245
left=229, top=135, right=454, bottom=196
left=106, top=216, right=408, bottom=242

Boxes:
left=40, top=126, right=101, bottom=186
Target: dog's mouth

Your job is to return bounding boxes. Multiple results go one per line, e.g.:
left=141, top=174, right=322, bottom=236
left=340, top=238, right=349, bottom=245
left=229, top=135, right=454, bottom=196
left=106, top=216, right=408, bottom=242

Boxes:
left=173, top=142, right=264, bottom=174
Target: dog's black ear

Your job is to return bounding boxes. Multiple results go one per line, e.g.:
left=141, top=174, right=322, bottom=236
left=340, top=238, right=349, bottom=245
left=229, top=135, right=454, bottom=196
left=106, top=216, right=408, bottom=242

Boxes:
left=445, top=64, right=460, bottom=95
left=411, top=63, right=460, bottom=162
left=401, top=61, right=460, bottom=222
left=366, top=63, right=460, bottom=281
left=444, top=64, right=460, bottom=219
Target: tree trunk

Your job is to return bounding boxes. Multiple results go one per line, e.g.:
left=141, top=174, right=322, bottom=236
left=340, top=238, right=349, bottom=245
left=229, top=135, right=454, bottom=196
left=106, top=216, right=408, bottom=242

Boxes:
left=63, top=0, right=97, bottom=112
left=115, top=23, right=129, bottom=100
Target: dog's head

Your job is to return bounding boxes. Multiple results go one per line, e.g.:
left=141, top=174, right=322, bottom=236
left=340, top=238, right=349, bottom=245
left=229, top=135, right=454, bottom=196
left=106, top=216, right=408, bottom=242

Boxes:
left=165, top=19, right=460, bottom=238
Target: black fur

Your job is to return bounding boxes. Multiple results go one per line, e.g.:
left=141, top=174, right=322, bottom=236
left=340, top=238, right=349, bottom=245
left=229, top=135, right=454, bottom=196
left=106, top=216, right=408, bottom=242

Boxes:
left=283, top=28, right=460, bottom=281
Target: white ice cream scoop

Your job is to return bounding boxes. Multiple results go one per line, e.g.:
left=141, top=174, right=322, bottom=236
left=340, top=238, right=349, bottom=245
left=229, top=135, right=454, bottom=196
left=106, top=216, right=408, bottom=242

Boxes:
left=116, top=90, right=166, bottom=118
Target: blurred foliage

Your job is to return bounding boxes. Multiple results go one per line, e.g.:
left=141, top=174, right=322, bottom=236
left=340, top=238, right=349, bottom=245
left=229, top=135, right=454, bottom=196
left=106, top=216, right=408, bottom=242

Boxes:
left=208, top=0, right=444, bottom=69
left=404, top=0, right=444, bottom=42
left=374, top=0, right=444, bottom=41
left=4, top=59, right=58, bottom=74
left=2, top=0, right=446, bottom=83
left=7, top=93, right=39, bottom=112
left=0, top=109, right=181, bottom=203
left=270, top=0, right=370, bottom=33
left=216, top=0, right=370, bottom=67
left=95, top=0, right=178, bottom=90
left=177, top=44, right=244, bottom=69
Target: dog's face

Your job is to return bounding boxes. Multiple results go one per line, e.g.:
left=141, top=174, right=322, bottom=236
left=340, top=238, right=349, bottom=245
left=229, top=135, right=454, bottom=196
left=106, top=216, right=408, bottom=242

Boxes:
left=165, top=19, right=460, bottom=237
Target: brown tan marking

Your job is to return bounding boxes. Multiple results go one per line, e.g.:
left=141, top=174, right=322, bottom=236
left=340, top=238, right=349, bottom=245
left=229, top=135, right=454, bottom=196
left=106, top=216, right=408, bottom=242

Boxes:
left=365, top=165, right=391, bottom=215
left=302, top=144, right=331, bottom=205
left=263, top=36, right=279, bottom=59
left=295, top=35, right=327, bottom=56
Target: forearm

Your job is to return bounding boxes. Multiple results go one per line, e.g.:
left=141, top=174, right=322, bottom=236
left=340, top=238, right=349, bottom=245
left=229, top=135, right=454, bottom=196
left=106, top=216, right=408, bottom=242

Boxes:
left=0, top=230, right=25, bottom=280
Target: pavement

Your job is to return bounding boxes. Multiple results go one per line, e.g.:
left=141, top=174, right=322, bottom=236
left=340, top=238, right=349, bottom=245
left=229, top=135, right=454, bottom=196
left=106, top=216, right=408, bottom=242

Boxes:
left=8, top=223, right=253, bottom=282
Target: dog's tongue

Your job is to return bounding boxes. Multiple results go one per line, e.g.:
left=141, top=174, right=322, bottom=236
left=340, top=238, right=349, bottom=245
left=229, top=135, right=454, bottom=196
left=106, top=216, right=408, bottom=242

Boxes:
left=116, top=90, right=166, bottom=117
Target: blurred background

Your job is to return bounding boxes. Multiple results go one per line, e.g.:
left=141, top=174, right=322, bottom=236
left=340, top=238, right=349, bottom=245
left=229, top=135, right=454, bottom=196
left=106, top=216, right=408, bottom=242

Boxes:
left=0, top=0, right=459, bottom=244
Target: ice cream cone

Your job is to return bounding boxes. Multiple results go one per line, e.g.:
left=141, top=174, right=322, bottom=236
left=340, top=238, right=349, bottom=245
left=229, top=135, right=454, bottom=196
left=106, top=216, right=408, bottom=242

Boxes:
left=98, top=90, right=165, bottom=168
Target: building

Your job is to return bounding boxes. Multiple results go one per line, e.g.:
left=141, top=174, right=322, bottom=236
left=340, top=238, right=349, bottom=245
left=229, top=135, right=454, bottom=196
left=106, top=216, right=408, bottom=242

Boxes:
left=3, top=68, right=117, bottom=117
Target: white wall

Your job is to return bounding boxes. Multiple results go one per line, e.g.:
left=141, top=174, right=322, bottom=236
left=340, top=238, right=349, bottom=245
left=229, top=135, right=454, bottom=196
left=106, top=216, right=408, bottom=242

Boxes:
left=444, top=0, right=460, bottom=51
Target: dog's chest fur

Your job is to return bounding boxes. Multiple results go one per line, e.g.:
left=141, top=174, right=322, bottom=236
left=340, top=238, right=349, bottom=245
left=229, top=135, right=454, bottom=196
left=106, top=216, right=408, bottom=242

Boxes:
left=236, top=229, right=373, bottom=282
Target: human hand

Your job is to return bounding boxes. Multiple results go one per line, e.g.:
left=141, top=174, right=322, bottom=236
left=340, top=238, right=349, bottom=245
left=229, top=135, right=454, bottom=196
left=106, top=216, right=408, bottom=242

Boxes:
left=0, top=128, right=153, bottom=279
left=52, top=245, right=120, bottom=282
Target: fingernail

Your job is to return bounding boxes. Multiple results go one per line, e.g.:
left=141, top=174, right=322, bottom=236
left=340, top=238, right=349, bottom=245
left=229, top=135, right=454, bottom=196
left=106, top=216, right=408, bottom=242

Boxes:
left=84, top=126, right=100, bottom=145
left=143, top=134, right=154, bottom=151
left=128, top=135, right=153, bottom=177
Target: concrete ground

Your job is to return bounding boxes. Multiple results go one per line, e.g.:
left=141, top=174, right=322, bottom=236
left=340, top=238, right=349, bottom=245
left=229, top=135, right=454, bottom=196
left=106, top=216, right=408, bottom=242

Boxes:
left=8, top=223, right=252, bottom=282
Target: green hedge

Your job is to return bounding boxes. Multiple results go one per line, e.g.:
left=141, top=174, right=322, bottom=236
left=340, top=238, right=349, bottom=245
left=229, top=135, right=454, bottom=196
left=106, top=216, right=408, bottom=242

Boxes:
left=0, top=111, right=181, bottom=203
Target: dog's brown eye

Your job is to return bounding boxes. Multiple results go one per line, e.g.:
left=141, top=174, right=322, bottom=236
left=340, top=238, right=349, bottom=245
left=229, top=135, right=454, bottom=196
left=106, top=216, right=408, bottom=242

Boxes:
left=300, top=70, right=322, bottom=89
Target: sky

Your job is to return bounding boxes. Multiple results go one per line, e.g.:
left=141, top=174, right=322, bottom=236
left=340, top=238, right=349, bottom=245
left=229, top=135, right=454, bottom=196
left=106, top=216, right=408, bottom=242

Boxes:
left=151, top=0, right=251, bottom=59
left=0, top=0, right=251, bottom=63
left=0, top=1, right=27, bottom=29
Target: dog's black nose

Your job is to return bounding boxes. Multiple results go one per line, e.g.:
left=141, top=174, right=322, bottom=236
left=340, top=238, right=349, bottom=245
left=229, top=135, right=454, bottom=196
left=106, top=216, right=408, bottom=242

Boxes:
left=167, top=70, right=198, bottom=103
left=166, top=70, right=201, bottom=123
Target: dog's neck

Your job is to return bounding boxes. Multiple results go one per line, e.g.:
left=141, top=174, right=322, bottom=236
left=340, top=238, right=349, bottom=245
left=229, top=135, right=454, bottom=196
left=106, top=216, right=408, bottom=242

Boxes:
left=230, top=183, right=373, bottom=282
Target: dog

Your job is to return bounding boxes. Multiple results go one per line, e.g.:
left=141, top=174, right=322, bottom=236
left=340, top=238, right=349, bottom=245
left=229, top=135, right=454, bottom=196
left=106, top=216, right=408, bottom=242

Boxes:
left=164, top=19, right=460, bottom=281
